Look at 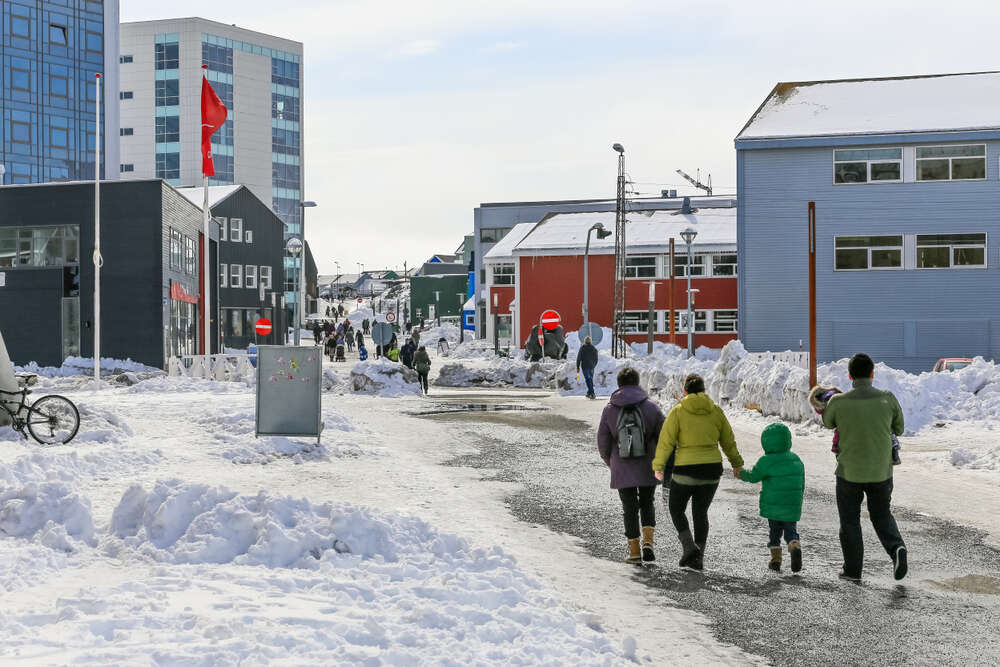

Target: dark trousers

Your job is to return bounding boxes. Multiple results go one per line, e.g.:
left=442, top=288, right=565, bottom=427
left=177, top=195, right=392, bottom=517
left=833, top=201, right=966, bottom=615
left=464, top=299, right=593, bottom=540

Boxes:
left=417, top=371, right=429, bottom=393
left=618, top=486, right=656, bottom=540
left=668, top=480, right=719, bottom=545
left=836, top=476, right=904, bottom=577
left=767, top=520, right=800, bottom=547
left=582, top=367, right=595, bottom=395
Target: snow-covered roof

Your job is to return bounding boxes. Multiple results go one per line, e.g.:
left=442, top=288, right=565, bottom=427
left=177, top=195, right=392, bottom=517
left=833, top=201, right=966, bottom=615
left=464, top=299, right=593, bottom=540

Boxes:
left=176, top=185, right=244, bottom=210
left=738, top=72, right=1000, bottom=141
left=483, top=223, right=535, bottom=263
left=511, top=207, right=735, bottom=256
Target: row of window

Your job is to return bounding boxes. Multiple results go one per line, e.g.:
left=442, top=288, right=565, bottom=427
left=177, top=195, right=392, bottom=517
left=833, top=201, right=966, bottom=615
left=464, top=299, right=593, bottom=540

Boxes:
left=221, top=263, right=272, bottom=290
left=8, top=18, right=100, bottom=52
left=7, top=63, right=80, bottom=99
left=168, top=229, right=198, bottom=276
left=0, top=225, right=80, bottom=269
left=624, top=253, right=737, bottom=279
left=834, top=233, right=987, bottom=271
left=214, top=218, right=254, bottom=244
left=621, top=309, right=739, bottom=334
left=833, top=144, right=988, bottom=184
left=481, top=227, right=509, bottom=244
left=225, top=307, right=273, bottom=338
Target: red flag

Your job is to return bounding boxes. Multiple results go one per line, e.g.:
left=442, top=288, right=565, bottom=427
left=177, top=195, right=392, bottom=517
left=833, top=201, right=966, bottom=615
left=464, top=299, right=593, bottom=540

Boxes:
left=201, top=76, right=228, bottom=177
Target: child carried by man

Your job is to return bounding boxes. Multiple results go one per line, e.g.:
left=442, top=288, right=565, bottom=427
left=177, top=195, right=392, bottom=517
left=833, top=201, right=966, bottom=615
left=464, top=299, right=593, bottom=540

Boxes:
left=810, top=386, right=900, bottom=465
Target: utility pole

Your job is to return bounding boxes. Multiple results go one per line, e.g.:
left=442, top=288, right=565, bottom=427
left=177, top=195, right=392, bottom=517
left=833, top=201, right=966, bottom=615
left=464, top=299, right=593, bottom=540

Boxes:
left=646, top=281, right=655, bottom=355
left=669, top=238, right=676, bottom=345
left=809, top=202, right=817, bottom=388
left=612, top=143, right=627, bottom=358
left=675, top=169, right=712, bottom=196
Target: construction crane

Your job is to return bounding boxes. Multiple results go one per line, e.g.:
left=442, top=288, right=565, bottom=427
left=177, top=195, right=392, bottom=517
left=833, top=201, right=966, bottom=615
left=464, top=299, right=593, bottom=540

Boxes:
left=675, top=169, right=712, bottom=196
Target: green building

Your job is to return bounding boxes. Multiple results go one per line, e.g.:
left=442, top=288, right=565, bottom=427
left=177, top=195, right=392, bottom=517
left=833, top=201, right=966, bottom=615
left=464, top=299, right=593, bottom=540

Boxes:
left=410, top=271, right=468, bottom=325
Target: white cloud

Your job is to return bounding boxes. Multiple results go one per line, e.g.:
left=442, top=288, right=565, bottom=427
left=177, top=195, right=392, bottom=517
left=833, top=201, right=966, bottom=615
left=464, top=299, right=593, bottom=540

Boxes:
left=482, top=40, right=524, bottom=53
left=397, top=39, right=441, bottom=57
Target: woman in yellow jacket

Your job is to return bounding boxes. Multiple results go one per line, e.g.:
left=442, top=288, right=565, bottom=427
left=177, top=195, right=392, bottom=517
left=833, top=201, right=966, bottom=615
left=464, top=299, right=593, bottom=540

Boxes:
left=653, top=373, right=744, bottom=570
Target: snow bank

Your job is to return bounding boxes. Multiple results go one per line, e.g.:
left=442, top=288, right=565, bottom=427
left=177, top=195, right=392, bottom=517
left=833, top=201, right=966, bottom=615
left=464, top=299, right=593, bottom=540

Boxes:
left=445, top=340, right=497, bottom=359
left=415, top=323, right=461, bottom=346
left=348, top=358, right=421, bottom=397
left=436, top=358, right=559, bottom=388
left=125, top=375, right=251, bottom=394
left=75, top=404, right=134, bottom=444
left=15, top=356, right=157, bottom=378
left=950, top=446, right=1000, bottom=471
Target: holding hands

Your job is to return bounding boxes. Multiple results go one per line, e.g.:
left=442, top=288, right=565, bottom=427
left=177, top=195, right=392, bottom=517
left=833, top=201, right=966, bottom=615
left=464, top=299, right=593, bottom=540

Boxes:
left=732, top=466, right=743, bottom=479
left=654, top=470, right=665, bottom=481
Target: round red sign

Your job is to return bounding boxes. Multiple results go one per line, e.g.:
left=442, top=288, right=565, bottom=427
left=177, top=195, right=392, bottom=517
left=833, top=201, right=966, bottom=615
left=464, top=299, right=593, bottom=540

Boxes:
left=540, top=309, right=561, bottom=331
left=357, top=297, right=364, bottom=304
left=255, top=318, right=273, bottom=336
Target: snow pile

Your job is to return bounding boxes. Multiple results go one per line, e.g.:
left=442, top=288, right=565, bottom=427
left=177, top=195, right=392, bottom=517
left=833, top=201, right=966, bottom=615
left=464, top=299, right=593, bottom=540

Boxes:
left=950, top=446, right=1000, bottom=471
left=74, top=404, right=134, bottom=444
left=348, top=358, right=421, bottom=397
left=15, top=356, right=157, bottom=378
left=445, top=340, right=497, bottom=359
left=415, top=323, right=461, bottom=347
left=436, top=358, right=560, bottom=388
left=125, top=375, right=251, bottom=394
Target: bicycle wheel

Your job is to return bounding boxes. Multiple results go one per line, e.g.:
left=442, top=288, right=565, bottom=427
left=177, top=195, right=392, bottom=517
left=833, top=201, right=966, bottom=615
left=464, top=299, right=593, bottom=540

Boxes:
left=27, top=395, right=80, bottom=445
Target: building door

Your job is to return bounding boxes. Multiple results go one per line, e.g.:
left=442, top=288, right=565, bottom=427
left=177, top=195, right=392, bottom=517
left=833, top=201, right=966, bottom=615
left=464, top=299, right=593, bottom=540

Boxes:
left=61, top=297, right=80, bottom=361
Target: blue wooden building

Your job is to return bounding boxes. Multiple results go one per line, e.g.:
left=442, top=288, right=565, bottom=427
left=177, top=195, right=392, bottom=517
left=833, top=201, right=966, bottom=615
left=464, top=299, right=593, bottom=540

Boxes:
left=736, top=72, right=1000, bottom=373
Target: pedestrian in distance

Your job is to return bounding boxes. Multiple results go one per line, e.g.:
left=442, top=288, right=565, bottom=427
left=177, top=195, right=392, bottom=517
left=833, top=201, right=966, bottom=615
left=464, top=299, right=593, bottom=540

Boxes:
left=362, top=318, right=370, bottom=335
left=312, top=322, right=322, bottom=344
left=413, top=345, right=431, bottom=395
left=358, top=344, right=368, bottom=362
left=400, top=338, right=416, bottom=369
left=738, top=423, right=805, bottom=573
left=576, top=336, right=599, bottom=399
left=652, top=373, right=744, bottom=571
left=355, top=329, right=364, bottom=353
left=820, top=353, right=907, bottom=582
left=411, top=330, right=421, bottom=349
left=324, top=334, right=336, bottom=362
left=597, top=367, right=665, bottom=564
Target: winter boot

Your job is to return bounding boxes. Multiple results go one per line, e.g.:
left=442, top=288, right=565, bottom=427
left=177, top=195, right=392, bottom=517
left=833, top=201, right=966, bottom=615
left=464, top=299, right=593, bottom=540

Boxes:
left=626, top=538, right=642, bottom=565
left=677, top=530, right=701, bottom=569
left=640, top=526, right=655, bottom=562
left=691, top=539, right=706, bottom=571
left=769, top=546, right=783, bottom=572
left=788, top=540, right=802, bottom=573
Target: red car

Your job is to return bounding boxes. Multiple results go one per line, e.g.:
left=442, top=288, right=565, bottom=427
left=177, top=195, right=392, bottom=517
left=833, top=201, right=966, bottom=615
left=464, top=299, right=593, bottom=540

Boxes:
left=932, top=358, right=973, bottom=372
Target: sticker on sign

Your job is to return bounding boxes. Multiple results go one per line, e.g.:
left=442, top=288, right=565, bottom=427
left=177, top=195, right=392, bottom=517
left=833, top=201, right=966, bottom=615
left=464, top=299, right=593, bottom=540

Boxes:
left=540, top=309, right=561, bottom=331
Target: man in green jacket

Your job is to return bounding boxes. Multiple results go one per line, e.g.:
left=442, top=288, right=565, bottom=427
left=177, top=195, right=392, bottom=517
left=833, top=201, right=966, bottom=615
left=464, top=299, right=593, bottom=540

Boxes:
left=822, top=353, right=907, bottom=581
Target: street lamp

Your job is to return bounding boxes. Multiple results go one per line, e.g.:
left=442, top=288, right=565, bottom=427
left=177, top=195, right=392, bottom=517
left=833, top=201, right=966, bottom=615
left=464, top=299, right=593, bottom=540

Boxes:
left=582, top=222, right=612, bottom=331
left=297, top=201, right=317, bottom=343
left=612, top=143, right=624, bottom=154
left=434, top=290, right=441, bottom=327
left=680, top=226, right=698, bottom=357
left=286, top=236, right=304, bottom=345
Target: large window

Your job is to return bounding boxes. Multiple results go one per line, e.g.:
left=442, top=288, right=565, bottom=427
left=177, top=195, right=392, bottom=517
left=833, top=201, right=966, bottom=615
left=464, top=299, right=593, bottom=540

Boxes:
left=260, top=265, right=272, bottom=289
left=711, top=253, right=738, bottom=276
left=834, top=236, right=903, bottom=271
left=713, top=310, right=738, bottom=333
left=625, top=256, right=656, bottom=278
left=673, top=254, right=706, bottom=277
left=245, top=265, right=257, bottom=289
left=480, top=228, right=508, bottom=243
left=230, top=264, right=243, bottom=288
left=169, top=229, right=182, bottom=270
left=622, top=311, right=652, bottom=334
left=491, top=263, right=515, bottom=285
left=834, top=148, right=902, bottom=184
left=155, top=42, right=179, bottom=70
left=916, top=145, right=986, bottom=181
left=183, top=236, right=196, bottom=275
left=0, top=226, right=79, bottom=269
left=916, top=233, right=987, bottom=269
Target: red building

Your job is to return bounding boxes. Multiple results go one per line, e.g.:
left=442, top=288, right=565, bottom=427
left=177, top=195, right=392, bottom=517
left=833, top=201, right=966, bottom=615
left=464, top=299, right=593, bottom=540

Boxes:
left=483, top=202, right=737, bottom=351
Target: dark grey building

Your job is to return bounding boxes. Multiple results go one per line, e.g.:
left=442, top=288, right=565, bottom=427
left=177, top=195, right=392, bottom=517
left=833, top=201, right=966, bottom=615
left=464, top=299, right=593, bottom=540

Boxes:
left=179, top=185, right=285, bottom=349
left=0, top=179, right=219, bottom=368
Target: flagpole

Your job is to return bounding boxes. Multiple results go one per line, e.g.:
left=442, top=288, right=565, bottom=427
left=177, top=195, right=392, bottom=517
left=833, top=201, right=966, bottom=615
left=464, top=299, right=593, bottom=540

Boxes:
left=202, top=66, right=212, bottom=358
left=93, top=72, right=103, bottom=385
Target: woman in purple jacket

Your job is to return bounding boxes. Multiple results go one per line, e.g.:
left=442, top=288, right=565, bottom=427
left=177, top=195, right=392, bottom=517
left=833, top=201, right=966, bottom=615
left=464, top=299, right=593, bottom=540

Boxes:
left=598, top=367, right=666, bottom=563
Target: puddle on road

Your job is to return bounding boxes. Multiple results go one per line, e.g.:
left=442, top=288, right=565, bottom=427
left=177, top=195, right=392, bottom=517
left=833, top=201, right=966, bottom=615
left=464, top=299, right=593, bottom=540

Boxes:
left=930, top=574, right=1000, bottom=595
left=407, top=404, right=548, bottom=416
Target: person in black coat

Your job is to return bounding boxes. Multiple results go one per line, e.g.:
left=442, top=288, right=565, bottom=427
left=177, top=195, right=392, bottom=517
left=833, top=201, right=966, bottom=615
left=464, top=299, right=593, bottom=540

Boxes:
left=400, top=339, right=416, bottom=368
left=576, top=337, right=599, bottom=399
left=355, top=329, right=364, bottom=353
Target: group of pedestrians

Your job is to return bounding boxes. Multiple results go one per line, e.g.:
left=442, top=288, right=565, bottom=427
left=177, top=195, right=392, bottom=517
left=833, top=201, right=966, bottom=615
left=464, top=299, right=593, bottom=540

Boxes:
left=597, top=352, right=907, bottom=582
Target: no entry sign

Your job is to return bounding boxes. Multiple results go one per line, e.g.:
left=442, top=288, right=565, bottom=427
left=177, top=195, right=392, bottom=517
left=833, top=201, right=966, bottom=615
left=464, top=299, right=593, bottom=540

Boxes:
left=540, top=310, right=561, bottom=331
left=357, top=297, right=363, bottom=304
left=385, top=311, right=396, bottom=323
left=255, top=318, right=273, bottom=336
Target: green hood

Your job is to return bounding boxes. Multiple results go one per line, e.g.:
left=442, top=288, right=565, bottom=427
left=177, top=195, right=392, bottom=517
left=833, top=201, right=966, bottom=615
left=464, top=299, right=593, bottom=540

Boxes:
left=680, top=392, right=715, bottom=415
left=760, top=423, right=792, bottom=454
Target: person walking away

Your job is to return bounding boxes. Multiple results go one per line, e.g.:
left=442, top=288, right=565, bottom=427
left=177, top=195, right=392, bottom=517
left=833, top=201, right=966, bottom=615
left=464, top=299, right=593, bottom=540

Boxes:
left=811, top=385, right=900, bottom=465
left=358, top=344, right=368, bottom=362
left=312, top=322, right=322, bottom=344
left=820, top=353, right=907, bottom=581
left=400, top=338, right=415, bottom=368
left=576, top=336, right=599, bottom=399
left=355, top=329, right=365, bottom=353
left=345, top=324, right=355, bottom=352
left=324, top=334, right=336, bottom=362
left=413, top=345, right=431, bottom=394
left=652, top=373, right=744, bottom=570
left=363, top=318, right=370, bottom=335
left=411, top=330, right=421, bottom=349
left=597, top=367, right=665, bottom=563
left=738, top=423, right=805, bottom=573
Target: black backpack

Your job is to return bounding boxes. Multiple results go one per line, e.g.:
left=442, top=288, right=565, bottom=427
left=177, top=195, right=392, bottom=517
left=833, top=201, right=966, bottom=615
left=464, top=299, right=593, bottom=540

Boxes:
left=616, top=402, right=647, bottom=458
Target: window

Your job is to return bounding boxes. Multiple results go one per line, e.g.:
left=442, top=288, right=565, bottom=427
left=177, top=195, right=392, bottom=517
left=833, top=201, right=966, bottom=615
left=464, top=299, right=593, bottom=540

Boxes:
left=491, top=263, right=515, bottom=285
left=120, top=91, right=133, bottom=100
left=155, top=115, right=180, bottom=143
left=155, top=42, right=179, bottom=70
left=834, top=148, right=902, bottom=184
left=916, top=145, right=986, bottom=181
left=713, top=310, right=738, bottom=333
left=673, top=254, right=706, bottom=277
left=120, top=127, right=133, bottom=136
left=674, top=310, right=707, bottom=333
left=85, top=31, right=102, bottom=54
left=50, top=74, right=68, bottom=97
left=480, top=227, right=508, bottom=243
left=260, top=266, right=272, bottom=289
left=245, top=230, right=254, bottom=244
left=155, top=79, right=179, bottom=106
left=229, top=218, right=243, bottom=242
left=711, top=253, right=738, bottom=276
left=168, top=229, right=183, bottom=270
left=230, top=309, right=243, bottom=337
left=48, top=24, right=67, bottom=45
left=11, top=67, right=31, bottom=92
left=213, top=217, right=227, bottom=241
left=916, top=233, right=987, bottom=269
left=0, top=225, right=80, bottom=270
left=834, top=236, right=903, bottom=271
left=230, top=264, right=243, bottom=288
left=220, top=263, right=227, bottom=287
left=625, top=256, right=657, bottom=278
left=156, top=152, right=180, bottom=180
left=11, top=15, right=30, bottom=39
left=49, top=125, right=68, bottom=149
left=622, top=311, right=652, bottom=334
left=120, top=164, right=134, bottom=173
left=11, top=120, right=31, bottom=144
left=245, top=265, right=257, bottom=288
left=183, top=236, right=196, bottom=275
left=120, top=55, right=133, bottom=64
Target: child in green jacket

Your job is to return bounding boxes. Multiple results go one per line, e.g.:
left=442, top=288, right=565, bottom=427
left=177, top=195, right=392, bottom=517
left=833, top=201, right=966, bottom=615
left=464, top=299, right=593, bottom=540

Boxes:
left=738, top=423, right=805, bottom=573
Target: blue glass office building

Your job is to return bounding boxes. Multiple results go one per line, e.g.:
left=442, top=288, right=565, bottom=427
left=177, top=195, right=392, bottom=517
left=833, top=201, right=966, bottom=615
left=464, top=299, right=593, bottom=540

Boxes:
left=1, top=0, right=119, bottom=184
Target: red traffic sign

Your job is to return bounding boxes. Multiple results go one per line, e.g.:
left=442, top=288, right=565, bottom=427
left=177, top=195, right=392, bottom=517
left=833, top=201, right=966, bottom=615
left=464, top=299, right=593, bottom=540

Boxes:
left=385, top=311, right=396, bottom=323
left=357, top=297, right=364, bottom=304
left=255, top=318, right=273, bottom=336
left=540, top=309, right=561, bottom=331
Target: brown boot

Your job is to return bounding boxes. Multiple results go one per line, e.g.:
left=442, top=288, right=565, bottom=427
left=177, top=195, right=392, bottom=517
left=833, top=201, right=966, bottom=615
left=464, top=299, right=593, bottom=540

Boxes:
left=626, top=538, right=642, bottom=564
left=769, top=546, right=783, bottom=572
left=788, top=540, right=802, bottom=573
left=641, top=526, right=655, bottom=562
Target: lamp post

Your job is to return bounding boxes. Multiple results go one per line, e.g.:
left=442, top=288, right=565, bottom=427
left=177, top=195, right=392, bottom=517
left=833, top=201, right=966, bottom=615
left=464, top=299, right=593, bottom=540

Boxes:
left=457, top=292, right=465, bottom=344
left=297, top=201, right=317, bottom=338
left=286, top=236, right=303, bottom=345
left=582, top=222, right=612, bottom=331
left=680, top=227, right=698, bottom=357
left=434, top=290, right=441, bottom=327
left=493, top=292, right=500, bottom=355
left=647, top=280, right=655, bottom=355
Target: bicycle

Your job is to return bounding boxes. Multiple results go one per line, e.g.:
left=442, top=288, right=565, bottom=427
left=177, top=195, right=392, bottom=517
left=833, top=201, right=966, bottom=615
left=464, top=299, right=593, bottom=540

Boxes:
left=0, top=373, right=80, bottom=445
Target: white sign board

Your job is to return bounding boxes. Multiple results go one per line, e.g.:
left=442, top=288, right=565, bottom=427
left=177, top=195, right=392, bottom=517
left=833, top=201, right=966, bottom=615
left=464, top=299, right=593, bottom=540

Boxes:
left=255, top=345, right=323, bottom=441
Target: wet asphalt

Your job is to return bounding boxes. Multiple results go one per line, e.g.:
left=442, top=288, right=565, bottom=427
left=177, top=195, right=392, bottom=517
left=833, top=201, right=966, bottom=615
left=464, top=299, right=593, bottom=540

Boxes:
left=416, top=396, right=1000, bottom=666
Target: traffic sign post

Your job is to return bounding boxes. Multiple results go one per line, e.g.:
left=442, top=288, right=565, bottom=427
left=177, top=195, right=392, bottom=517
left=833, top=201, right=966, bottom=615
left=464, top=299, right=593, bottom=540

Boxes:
left=255, top=318, right=273, bottom=338
left=371, top=322, right=394, bottom=347
left=385, top=311, right=396, bottom=323
left=578, top=322, right=604, bottom=346
left=540, top=309, right=561, bottom=331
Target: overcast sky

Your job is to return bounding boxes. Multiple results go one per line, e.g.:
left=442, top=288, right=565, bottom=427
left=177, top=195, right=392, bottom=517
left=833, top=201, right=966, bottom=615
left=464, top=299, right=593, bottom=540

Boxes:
left=122, top=0, right=1000, bottom=275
